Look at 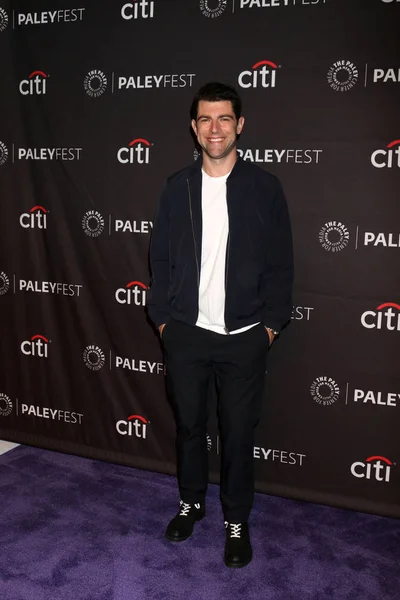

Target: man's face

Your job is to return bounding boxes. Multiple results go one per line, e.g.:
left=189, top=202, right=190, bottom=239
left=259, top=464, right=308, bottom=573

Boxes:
left=191, top=100, right=244, bottom=161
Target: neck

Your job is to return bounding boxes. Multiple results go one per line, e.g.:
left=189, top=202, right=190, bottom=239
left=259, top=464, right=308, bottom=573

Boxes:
left=201, top=149, right=237, bottom=178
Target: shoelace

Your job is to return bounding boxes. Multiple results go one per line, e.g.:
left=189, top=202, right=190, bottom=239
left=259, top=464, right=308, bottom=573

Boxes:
left=179, top=501, right=201, bottom=517
left=225, top=521, right=242, bottom=539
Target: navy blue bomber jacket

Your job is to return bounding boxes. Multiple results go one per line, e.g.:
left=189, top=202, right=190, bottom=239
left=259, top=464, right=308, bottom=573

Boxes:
left=147, top=155, right=294, bottom=334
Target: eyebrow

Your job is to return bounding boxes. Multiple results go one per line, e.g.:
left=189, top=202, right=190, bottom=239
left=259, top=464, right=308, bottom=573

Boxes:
left=197, top=114, right=235, bottom=120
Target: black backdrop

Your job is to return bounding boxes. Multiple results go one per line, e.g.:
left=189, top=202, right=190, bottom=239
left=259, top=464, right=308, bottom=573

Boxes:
left=0, top=0, right=399, bottom=518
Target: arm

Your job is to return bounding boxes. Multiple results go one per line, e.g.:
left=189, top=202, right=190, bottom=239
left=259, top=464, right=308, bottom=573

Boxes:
left=261, top=179, right=294, bottom=335
left=147, top=186, right=171, bottom=329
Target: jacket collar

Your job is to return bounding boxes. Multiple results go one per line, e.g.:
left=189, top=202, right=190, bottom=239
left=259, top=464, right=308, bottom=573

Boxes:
left=187, top=151, right=246, bottom=181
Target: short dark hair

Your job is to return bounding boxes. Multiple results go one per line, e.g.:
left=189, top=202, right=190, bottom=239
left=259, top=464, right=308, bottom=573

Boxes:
left=190, top=82, right=242, bottom=121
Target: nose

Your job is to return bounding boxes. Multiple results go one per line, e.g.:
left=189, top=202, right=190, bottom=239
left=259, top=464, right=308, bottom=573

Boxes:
left=210, top=119, right=219, bottom=133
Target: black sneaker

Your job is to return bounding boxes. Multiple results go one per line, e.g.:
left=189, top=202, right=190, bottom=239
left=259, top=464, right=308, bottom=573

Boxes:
left=165, top=500, right=205, bottom=542
left=224, top=521, right=252, bottom=568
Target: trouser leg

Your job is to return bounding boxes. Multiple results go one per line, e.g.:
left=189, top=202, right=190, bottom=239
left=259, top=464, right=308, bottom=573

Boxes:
left=163, top=321, right=213, bottom=504
left=213, top=324, right=269, bottom=522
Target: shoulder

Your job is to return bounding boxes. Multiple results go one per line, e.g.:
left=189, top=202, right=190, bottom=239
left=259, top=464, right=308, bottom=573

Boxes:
left=236, top=158, right=282, bottom=193
left=166, top=162, right=198, bottom=187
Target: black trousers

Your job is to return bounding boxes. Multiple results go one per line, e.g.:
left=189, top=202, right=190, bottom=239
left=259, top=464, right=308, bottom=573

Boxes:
left=162, top=319, right=269, bottom=523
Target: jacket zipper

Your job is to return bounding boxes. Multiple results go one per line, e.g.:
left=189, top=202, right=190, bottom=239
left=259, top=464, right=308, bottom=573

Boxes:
left=187, top=179, right=200, bottom=287
left=224, top=232, right=231, bottom=334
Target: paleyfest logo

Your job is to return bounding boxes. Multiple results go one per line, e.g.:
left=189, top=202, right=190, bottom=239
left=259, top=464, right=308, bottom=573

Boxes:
left=84, top=69, right=107, bottom=97
left=327, top=60, right=358, bottom=92
left=200, top=0, right=227, bottom=18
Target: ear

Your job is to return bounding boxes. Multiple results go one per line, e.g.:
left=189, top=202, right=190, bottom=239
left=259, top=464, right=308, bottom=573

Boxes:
left=237, top=116, right=245, bottom=135
left=191, top=119, right=198, bottom=136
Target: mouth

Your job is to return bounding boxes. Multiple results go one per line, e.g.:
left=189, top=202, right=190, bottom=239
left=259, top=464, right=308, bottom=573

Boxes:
left=207, top=137, right=224, bottom=143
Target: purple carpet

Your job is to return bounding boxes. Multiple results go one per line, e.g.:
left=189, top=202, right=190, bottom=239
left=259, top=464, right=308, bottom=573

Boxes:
left=0, top=445, right=399, bottom=600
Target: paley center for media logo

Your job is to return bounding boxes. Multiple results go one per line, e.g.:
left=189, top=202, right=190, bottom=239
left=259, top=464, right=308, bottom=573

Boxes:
left=371, top=139, right=400, bottom=168
left=117, top=138, right=152, bottom=164
left=84, top=70, right=107, bottom=98
left=83, top=344, right=163, bottom=375
left=238, top=60, right=280, bottom=88
left=83, top=345, right=106, bottom=371
left=121, top=1, right=155, bottom=20
left=115, top=280, right=147, bottom=305
left=21, top=334, right=50, bottom=358
left=310, top=376, right=340, bottom=406
left=0, top=141, right=8, bottom=165
left=82, top=210, right=153, bottom=236
left=0, top=393, right=13, bottom=417
left=0, top=270, right=10, bottom=295
left=116, top=414, right=149, bottom=439
left=312, top=378, right=399, bottom=409
left=327, top=60, right=358, bottom=92
left=19, top=70, right=48, bottom=95
left=361, top=302, right=400, bottom=331
left=319, top=221, right=350, bottom=252
left=0, top=7, right=8, bottom=31
left=200, top=0, right=228, bottom=18
left=20, top=205, right=48, bottom=229
left=351, top=455, right=395, bottom=483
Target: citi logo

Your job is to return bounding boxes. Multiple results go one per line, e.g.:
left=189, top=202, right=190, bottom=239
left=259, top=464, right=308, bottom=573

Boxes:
left=117, top=138, right=151, bottom=164
left=116, top=414, right=149, bottom=438
left=238, top=60, right=279, bottom=88
left=19, top=70, right=48, bottom=95
left=0, top=7, right=8, bottom=31
left=20, top=205, right=48, bottom=229
left=361, top=302, right=400, bottom=331
left=0, top=393, right=12, bottom=417
left=0, top=141, right=8, bottom=165
left=21, top=334, right=50, bottom=357
left=0, top=270, right=10, bottom=295
left=121, top=1, right=155, bottom=20
left=371, top=139, right=400, bottom=168
left=115, top=281, right=147, bottom=305
left=351, top=456, right=394, bottom=483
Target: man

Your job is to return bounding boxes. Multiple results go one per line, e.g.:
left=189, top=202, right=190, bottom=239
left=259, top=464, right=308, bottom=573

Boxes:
left=147, top=82, right=293, bottom=568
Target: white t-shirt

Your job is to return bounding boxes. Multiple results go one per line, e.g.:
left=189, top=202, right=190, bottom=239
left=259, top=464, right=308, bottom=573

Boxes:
left=195, top=169, right=258, bottom=335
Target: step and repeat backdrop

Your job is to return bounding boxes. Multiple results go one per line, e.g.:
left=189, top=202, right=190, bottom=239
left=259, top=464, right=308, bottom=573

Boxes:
left=0, top=0, right=399, bottom=517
